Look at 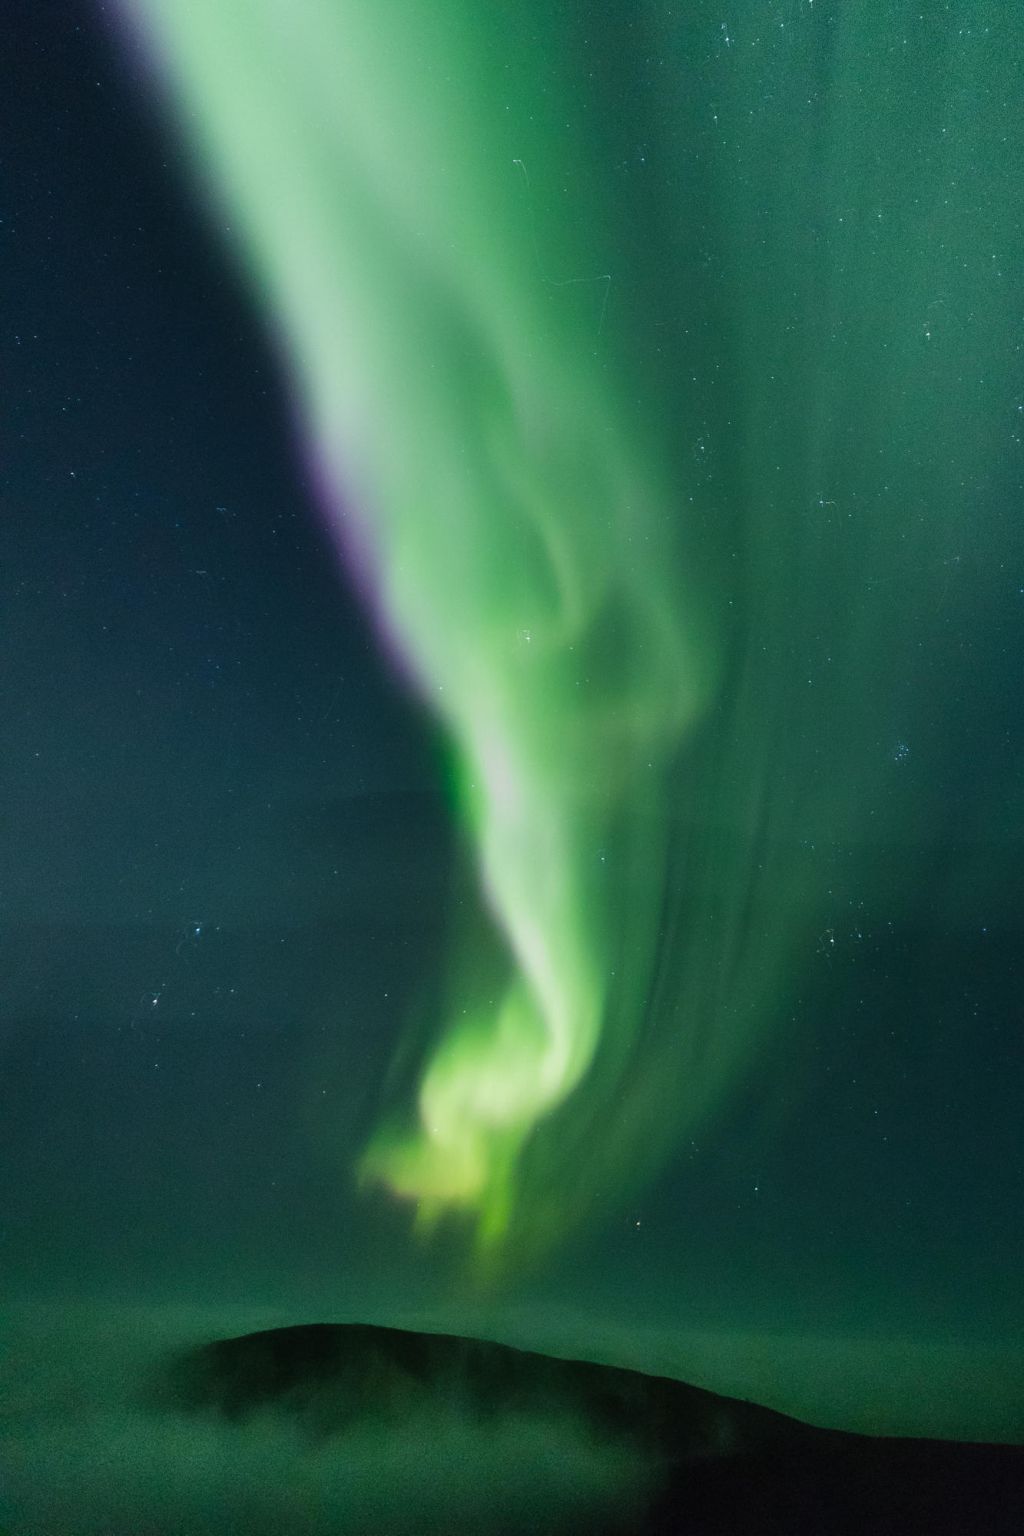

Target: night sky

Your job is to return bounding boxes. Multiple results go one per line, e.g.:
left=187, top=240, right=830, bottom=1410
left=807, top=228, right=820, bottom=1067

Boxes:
left=3, top=0, right=1023, bottom=1507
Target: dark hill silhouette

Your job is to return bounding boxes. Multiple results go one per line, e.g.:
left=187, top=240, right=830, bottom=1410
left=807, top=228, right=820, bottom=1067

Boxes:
left=152, top=1321, right=1024, bottom=1534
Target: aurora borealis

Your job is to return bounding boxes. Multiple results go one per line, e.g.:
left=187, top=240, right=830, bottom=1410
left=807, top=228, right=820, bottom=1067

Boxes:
left=3, top=5, right=1023, bottom=1521
left=110, top=0, right=1024, bottom=1268
left=113, top=0, right=722, bottom=1253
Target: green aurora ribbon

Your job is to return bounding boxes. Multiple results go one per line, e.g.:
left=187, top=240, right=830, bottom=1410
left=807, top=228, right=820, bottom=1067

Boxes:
left=115, top=0, right=1019, bottom=1265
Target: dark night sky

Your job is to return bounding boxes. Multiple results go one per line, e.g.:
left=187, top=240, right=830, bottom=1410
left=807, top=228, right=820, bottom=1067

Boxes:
left=2, top=0, right=1023, bottom=1467
left=2, top=1, right=457, bottom=1309
left=3, top=2, right=443, bottom=927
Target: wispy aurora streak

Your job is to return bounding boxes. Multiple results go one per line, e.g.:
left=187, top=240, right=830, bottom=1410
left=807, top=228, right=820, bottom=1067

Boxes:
left=117, top=0, right=715, bottom=1249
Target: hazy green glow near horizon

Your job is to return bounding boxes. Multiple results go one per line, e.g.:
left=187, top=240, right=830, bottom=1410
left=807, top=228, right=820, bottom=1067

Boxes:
left=120, top=0, right=1017, bottom=1266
